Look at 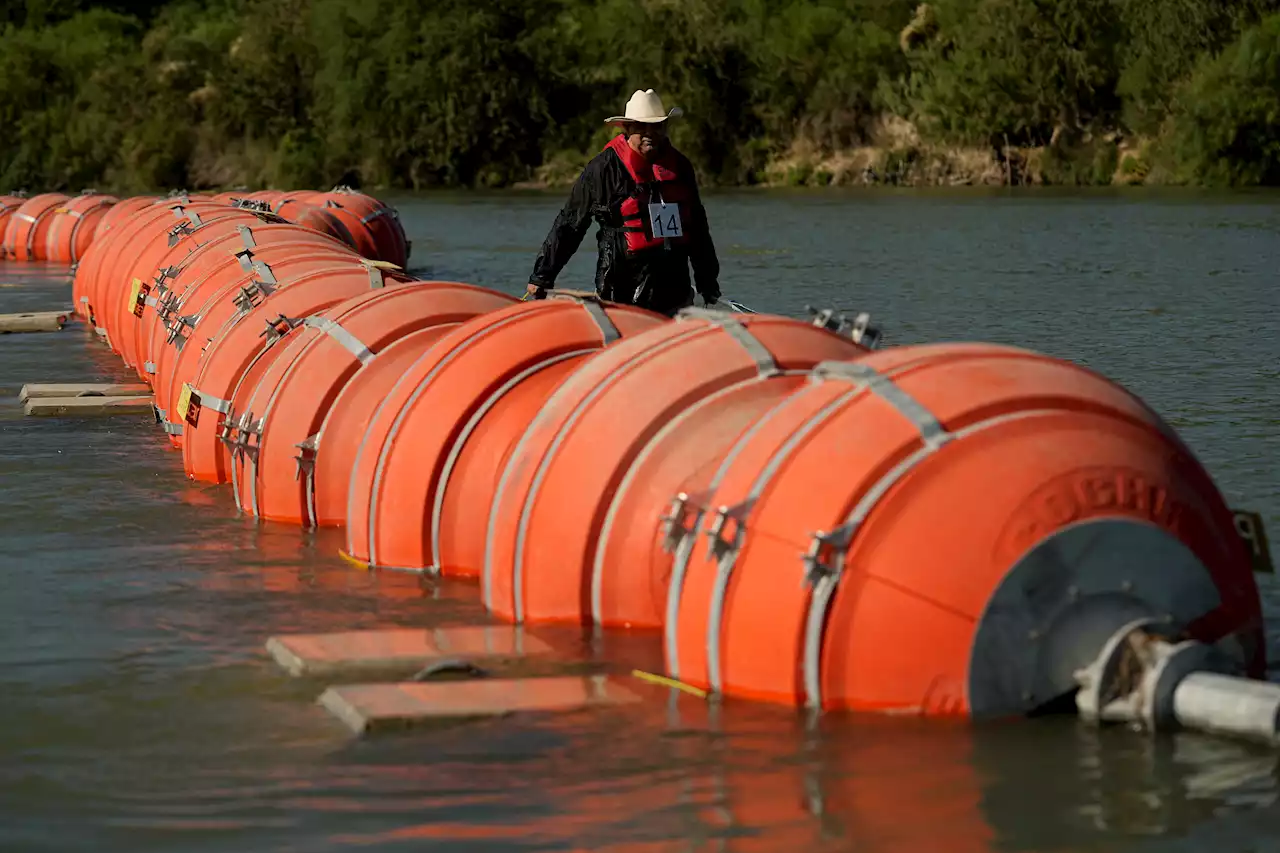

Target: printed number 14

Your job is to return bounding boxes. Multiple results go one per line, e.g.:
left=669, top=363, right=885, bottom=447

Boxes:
left=648, top=202, right=683, bottom=239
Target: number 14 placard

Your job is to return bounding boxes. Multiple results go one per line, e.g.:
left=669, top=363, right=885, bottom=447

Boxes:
left=648, top=202, right=683, bottom=239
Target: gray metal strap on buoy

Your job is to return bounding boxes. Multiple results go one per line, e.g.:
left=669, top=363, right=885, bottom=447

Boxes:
left=359, top=258, right=400, bottom=289
left=302, top=317, right=376, bottom=364
left=675, top=306, right=778, bottom=376
left=547, top=290, right=621, bottom=345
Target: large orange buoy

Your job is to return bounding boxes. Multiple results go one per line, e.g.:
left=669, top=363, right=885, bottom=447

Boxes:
left=135, top=224, right=352, bottom=388
left=244, top=190, right=287, bottom=206
left=82, top=201, right=228, bottom=340
left=72, top=197, right=160, bottom=319
left=272, top=198, right=359, bottom=252
left=228, top=282, right=516, bottom=524
left=0, top=195, right=25, bottom=242
left=43, top=193, right=118, bottom=264
left=148, top=239, right=358, bottom=414
left=594, top=376, right=822, bottom=631
left=154, top=247, right=372, bottom=442
left=318, top=189, right=408, bottom=267
left=310, top=329, right=449, bottom=528
left=1, top=193, right=70, bottom=260
left=666, top=343, right=1264, bottom=716
left=483, top=309, right=870, bottom=628
left=94, top=196, right=159, bottom=240
left=107, top=208, right=292, bottom=368
left=343, top=294, right=667, bottom=574
left=272, top=190, right=326, bottom=207
left=177, top=260, right=419, bottom=483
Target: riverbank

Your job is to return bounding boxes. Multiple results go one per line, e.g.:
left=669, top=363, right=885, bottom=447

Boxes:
left=517, top=117, right=1168, bottom=191
left=3, top=1, right=1278, bottom=194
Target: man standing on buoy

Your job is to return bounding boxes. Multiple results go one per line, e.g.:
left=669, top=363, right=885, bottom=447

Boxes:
left=525, top=89, right=721, bottom=317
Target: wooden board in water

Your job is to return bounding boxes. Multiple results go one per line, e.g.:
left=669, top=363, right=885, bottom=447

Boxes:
left=0, top=311, right=71, bottom=334
left=318, top=675, right=642, bottom=735
left=18, top=382, right=151, bottom=402
left=266, top=625, right=554, bottom=677
left=23, top=396, right=154, bottom=417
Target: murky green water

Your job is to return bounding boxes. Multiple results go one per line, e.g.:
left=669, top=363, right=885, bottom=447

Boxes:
left=1, top=190, right=1278, bottom=853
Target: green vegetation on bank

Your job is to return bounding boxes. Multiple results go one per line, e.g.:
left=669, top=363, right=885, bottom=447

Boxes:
left=2, top=0, right=1278, bottom=191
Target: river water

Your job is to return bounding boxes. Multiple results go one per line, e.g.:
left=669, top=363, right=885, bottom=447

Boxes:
left=1, top=189, right=1278, bottom=852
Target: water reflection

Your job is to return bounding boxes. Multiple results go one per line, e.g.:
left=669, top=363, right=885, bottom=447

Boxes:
left=309, top=695, right=1280, bottom=852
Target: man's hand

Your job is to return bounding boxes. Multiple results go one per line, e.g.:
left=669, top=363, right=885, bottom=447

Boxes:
left=700, top=282, right=721, bottom=307
left=525, top=282, right=549, bottom=300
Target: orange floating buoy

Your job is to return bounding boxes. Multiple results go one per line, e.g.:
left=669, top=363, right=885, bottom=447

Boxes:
left=94, top=196, right=160, bottom=239
left=136, top=223, right=351, bottom=389
left=0, top=196, right=25, bottom=244
left=72, top=198, right=158, bottom=319
left=310, top=328, right=448, bottom=528
left=227, top=281, right=516, bottom=525
left=318, top=189, right=408, bottom=267
left=244, top=190, right=287, bottom=206
left=82, top=201, right=228, bottom=341
left=273, top=199, right=359, bottom=253
left=1, top=193, right=70, bottom=261
left=666, top=343, right=1264, bottom=715
left=271, top=190, right=326, bottom=207
left=344, top=294, right=667, bottom=574
left=177, top=259, right=419, bottom=483
left=43, top=193, right=118, bottom=264
left=102, top=207, right=275, bottom=366
left=483, top=309, right=870, bottom=628
left=107, top=208, right=294, bottom=368
left=153, top=246, right=371, bottom=446
left=593, top=375, right=822, bottom=630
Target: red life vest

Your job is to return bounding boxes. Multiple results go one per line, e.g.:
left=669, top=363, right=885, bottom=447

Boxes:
left=605, top=134, right=692, bottom=254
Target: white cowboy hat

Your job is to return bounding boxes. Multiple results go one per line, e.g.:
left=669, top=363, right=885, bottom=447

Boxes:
left=605, top=89, right=684, bottom=125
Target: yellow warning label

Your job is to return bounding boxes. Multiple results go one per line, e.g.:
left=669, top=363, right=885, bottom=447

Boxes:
left=176, top=383, right=194, bottom=422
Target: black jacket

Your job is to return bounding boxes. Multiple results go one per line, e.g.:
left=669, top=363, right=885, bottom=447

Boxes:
left=528, top=142, right=721, bottom=317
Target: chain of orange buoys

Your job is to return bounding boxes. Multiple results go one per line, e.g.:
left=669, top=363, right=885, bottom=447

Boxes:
left=16, top=185, right=1280, bottom=746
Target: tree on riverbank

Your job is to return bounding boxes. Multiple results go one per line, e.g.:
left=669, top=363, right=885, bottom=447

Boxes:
left=1, top=0, right=1277, bottom=191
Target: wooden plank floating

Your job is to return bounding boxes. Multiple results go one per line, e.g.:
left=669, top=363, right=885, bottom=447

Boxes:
left=23, top=395, right=154, bottom=417
left=18, top=382, right=151, bottom=402
left=318, top=675, right=642, bottom=735
left=266, top=625, right=555, bottom=677
left=0, top=311, right=72, bottom=334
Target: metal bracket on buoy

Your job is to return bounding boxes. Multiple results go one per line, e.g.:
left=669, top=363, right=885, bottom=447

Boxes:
left=233, top=282, right=266, bottom=313
left=293, top=432, right=322, bottom=528
left=800, top=527, right=854, bottom=587
left=164, top=312, right=197, bottom=346
left=221, top=411, right=263, bottom=462
left=166, top=220, right=195, bottom=247
left=153, top=288, right=180, bottom=321
left=658, top=491, right=710, bottom=554
left=233, top=198, right=274, bottom=213
left=703, top=500, right=755, bottom=560
left=293, top=433, right=320, bottom=481
left=805, top=305, right=884, bottom=349
left=260, top=314, right=304, bottom=345
left=849, top=312, right=882, bottom=349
